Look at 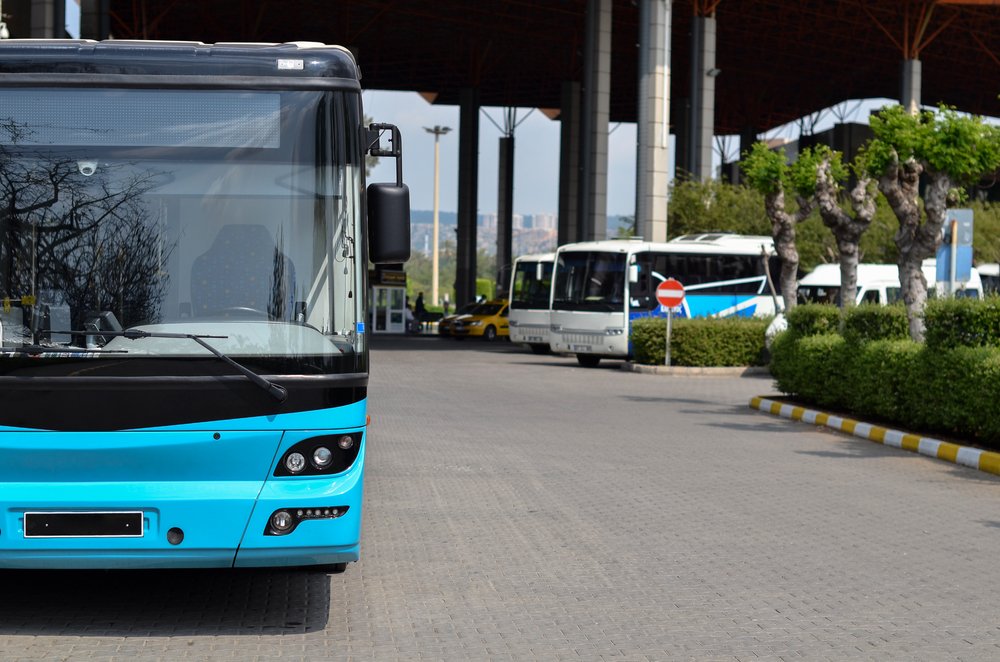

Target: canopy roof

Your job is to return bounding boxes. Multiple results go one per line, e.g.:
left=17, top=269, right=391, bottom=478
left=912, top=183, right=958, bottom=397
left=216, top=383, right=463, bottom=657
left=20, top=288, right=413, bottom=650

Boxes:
left=108, top=0, right=1000, bottom=133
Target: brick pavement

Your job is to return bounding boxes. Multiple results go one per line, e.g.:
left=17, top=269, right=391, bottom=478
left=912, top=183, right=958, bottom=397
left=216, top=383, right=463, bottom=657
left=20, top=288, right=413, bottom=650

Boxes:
left=0, top=336, right=998, bottom=660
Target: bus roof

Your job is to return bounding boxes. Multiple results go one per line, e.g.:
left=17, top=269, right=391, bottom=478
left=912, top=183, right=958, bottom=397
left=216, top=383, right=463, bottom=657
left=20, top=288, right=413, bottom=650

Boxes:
left=513, top=252, right=555, bottom=263
left=0, top=39, right=360, bottom=85
left=556, top=233, right=775, bottom=256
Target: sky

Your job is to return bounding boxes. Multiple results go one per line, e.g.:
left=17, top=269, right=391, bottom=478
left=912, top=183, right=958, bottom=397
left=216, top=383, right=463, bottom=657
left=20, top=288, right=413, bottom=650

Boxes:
left=362, top=90, right=893, bottom=219
left=363, top=90, right=654, bottom=218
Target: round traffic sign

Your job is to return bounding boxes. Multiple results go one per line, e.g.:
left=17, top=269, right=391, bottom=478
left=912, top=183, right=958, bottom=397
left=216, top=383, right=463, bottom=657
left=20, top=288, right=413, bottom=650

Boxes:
left=655, top=278, right=685, bottom=308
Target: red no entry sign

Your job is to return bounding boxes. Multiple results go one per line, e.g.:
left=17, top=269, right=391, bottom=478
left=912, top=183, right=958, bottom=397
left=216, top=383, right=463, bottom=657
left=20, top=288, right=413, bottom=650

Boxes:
left=655, top=278, right=685, bottom=308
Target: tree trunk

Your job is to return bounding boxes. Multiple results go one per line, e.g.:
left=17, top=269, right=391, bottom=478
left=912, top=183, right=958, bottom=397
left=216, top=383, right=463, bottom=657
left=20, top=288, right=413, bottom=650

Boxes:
left=764, top=189, right=812, bottom=312
left=877, top=154, right=929, bottom=340
left=815, top=161, right=874, bottom=308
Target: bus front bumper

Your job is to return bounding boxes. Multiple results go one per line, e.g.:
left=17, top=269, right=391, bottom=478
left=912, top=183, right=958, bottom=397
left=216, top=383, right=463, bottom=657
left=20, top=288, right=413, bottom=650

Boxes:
left=0, top=462, right=364, bottom=570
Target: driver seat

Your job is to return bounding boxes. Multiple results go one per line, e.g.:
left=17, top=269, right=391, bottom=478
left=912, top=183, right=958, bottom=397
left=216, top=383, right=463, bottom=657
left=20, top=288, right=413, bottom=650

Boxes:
left=190, top=224, right=294, bottom=319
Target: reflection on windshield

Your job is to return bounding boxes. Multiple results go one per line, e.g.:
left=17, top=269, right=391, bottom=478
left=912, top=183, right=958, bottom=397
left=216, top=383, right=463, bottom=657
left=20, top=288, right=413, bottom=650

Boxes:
left=552, top=251, right=626, bottom=312
left=0, top=89, right=364, bottom=373
left=510, top=262, right=552, bottom=309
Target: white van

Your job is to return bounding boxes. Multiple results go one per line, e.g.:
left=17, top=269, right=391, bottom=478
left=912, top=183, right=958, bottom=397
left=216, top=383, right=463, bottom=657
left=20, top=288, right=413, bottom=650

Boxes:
left=797, top=261, right=983, bottom=305
left=766, top=261, right=983, bottom=342
left=797, top=263, right=902, bottom=305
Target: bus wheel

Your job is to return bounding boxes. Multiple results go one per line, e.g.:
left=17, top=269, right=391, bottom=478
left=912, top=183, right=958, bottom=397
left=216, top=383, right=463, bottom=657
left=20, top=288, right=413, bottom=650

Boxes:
left=484, top=325, right=497, bottom=341
left=320, top=562, right=348, bottom=574
left=576, top=354, right=601, bottom=367
left=530, top=344, right=551, bottom=355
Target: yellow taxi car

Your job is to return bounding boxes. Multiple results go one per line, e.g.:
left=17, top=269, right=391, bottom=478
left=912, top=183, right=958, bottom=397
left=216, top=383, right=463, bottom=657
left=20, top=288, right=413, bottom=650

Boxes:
left=451, top=300, right=509, bottom=341
left=437, top=301, right=480, bottom=337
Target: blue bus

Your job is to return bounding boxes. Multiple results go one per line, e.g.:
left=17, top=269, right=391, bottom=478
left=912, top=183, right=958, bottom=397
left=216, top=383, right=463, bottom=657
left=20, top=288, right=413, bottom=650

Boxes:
left=0, top=40, right=410, bottom=571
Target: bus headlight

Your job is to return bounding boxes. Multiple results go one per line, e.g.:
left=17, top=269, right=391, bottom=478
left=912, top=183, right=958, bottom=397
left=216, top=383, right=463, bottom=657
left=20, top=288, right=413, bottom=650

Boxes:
left=285, top=452, right=306, bottom=473
left=605, top=327, right=625, bottom=335
left=312, top=446, right=333, bottom=468
left=274, top=433, right=362, bottom=476
left=270, top=510, right=294, bottom=534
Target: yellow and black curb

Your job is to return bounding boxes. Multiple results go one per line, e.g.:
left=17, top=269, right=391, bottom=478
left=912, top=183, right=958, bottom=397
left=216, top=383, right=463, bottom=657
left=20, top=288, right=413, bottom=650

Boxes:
left=749, top=396, right=1000, bottom=478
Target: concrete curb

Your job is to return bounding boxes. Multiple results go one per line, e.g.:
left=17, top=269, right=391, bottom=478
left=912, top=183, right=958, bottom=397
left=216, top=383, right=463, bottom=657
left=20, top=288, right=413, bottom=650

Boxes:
left=623, top=363, right=770, bottom=377
left=749, top=396, right=1000, bottom=478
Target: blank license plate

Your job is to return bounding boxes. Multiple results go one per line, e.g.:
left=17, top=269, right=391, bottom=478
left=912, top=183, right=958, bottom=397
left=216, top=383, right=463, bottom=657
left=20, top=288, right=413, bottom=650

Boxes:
left=24, top=511, right=144, bottom=538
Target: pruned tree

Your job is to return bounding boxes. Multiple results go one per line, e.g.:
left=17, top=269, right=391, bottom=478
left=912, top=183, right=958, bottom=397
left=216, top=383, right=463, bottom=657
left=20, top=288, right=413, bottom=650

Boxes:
left=741, top=142, right=819, bottom=311
left=860, top=105, right=1000, bottom=341
left=812, top=144, right=877, bottom=308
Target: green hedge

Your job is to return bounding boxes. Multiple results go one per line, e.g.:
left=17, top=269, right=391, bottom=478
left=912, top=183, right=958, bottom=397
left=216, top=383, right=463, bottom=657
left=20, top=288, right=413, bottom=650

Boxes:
left=770, top=298, right=1000, bottom=447
left=785, top=304, right=841, bottom=338
left=631, top=316, right=769, bottom=366
left=924, top=297, right=1000, bottom=349
left=841, top=304, right=909, bottom=344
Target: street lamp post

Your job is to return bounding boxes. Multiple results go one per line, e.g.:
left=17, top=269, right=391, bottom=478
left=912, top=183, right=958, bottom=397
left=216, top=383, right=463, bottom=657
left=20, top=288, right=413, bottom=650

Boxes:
left=423, top=125, right=451, bottom=307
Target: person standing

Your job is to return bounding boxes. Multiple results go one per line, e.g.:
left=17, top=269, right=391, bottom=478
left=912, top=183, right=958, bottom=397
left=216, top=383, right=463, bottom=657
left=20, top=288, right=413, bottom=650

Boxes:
left=414, top=292, right=426, bottom=321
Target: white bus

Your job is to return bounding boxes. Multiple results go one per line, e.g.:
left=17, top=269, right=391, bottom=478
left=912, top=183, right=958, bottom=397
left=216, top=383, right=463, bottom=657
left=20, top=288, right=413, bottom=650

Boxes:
left=507, top=252, right=555, bottom=354
left=550, top=234, right=781, bottom=366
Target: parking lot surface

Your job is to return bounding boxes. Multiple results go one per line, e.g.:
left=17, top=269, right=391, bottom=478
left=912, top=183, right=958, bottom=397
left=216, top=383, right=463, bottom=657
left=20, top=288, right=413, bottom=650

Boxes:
left=1, top=336, right=999, bottom=661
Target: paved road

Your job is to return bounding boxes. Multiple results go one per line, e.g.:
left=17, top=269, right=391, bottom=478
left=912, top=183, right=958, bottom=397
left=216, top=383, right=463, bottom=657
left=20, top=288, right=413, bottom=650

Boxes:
left=1, top=336, right=999, bottom=661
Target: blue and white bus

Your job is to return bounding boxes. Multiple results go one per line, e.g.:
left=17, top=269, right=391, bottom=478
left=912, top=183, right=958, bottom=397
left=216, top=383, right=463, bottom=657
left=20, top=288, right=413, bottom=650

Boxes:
left=550, top=234, right=780, bottom=366
left=0, top=40, right=410, bottom=571
left=507, top=252, right=555, bottom=354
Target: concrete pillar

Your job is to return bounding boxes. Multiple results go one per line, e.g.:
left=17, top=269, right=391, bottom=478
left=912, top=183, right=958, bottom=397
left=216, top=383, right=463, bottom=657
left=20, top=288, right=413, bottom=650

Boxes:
left=636, top=0, right=671, bottom=243
left=578, top=0, right=611, bottom=242
left=29, top=0, right=55, bottom=37
left=687, top=15, right=717, bottom=181
left=902, top=59, right=921, bottom=115
left=80, top=0, right=111, bottom=39
left=455, top=88, right=480, bottom=307
left=733, top=126, right=759, bottom=185
left=557, top=81, right=581, bottom=246
left=496, top=136, right=514, bottom=295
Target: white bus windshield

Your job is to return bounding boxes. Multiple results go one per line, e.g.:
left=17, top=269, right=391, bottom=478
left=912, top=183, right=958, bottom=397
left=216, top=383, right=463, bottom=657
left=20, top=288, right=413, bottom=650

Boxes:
left=552, top=251, right=626, bottom=312
left=510, top=260, right=553, bottom=310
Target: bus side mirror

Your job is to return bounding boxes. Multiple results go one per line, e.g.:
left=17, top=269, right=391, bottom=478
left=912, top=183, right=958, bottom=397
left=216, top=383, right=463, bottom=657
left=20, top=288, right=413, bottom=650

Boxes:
left=628, top=264, right=639, bottom=283
left=367, top=182, right=411, bottom=264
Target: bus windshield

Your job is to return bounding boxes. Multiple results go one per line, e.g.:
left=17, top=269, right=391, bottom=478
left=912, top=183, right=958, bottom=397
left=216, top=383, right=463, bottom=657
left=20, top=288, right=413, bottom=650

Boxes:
left=0, top=88, right=364, bottom=375
left=552, top=251, right=626, bottom=312
left=510, top=259, right=553, bottom=310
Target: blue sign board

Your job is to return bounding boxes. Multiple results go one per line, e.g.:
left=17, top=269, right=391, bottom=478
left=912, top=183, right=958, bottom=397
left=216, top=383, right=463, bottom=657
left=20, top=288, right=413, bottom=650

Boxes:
left=936, top=209, right=973, bottom=284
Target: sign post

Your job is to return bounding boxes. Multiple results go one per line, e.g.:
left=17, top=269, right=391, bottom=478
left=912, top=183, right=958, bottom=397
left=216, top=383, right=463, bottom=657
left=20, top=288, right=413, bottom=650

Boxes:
left=655, top=278, right=685, bottom=367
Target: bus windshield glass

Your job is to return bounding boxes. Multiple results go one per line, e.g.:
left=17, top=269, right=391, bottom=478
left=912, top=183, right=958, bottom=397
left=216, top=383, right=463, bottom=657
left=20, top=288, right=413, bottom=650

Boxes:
left=552, top=251, right=626, bottom=312
left=0, top=88, right=364, bottom=374
left=510, top=260, right=553, bottom=310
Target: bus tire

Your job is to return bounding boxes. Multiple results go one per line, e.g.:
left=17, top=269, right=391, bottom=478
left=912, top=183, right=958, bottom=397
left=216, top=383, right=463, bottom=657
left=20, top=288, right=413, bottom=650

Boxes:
left=576, top=354, right=601, bottom=367
left=321, top=562, right=348, bottom=574
left=484, top=325, right=497, bottom=341
left=530, top=344, right=551, bottom=354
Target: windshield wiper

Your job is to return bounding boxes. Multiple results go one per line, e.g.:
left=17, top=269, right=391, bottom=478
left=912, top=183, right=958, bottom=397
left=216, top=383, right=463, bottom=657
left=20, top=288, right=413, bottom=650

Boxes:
left=49, top=329, right=288, bottom=402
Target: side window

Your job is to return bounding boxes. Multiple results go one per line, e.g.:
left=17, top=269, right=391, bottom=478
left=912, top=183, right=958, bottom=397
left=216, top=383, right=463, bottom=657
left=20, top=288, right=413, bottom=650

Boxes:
left=861, top=289, right=880, bottom=304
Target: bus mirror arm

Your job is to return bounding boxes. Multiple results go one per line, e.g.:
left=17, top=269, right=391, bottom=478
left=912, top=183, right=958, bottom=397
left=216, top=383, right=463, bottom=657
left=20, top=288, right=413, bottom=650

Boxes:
left=366, top=123, right=404, bottom=187
left=366, top=123, right=410, bottom=263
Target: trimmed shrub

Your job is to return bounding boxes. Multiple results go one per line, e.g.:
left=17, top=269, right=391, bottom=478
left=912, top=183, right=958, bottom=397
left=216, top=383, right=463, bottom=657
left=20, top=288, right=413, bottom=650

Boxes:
left=769, top=301, right=1000, bottom=446
left=772, top=333, right=850, bottom=408
left=841, top=304, right=909, bottom=344
left=843, top=339, right=921, bottom=421
left=785, top=303, right=841, bottom=338
left=924, top=297, right=1000, bottom=349
left=630, top=316, right=769, bottom=366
